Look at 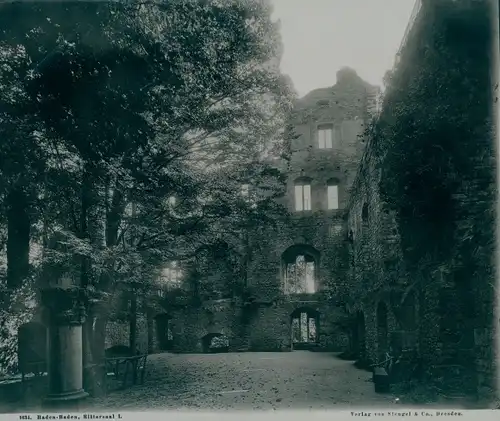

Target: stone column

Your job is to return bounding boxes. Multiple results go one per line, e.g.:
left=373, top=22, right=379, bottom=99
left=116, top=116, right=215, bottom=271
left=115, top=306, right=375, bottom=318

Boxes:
left=41, top=286, right=89, bottom=409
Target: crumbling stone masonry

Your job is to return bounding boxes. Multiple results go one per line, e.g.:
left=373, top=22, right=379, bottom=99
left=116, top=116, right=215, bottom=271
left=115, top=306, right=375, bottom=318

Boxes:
left=347, top=0, right=497, bottom=401
left=106, top=2, right=498, bottom=404
left=131, top=68, right=380, bottom=354
left=238, top=67, right=380, bottom=352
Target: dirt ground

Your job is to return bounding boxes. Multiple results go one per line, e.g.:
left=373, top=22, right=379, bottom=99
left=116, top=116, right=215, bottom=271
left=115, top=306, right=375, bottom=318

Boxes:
left=86, top=351, right=395, bottom=411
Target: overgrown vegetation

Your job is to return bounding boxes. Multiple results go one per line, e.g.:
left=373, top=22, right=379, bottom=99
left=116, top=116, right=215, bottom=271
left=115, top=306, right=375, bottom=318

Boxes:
left=373, top=1, right=494, bottom=268
left=353, top=0, right=496, bottom=400
left=0, top=0, right=295, bottom=376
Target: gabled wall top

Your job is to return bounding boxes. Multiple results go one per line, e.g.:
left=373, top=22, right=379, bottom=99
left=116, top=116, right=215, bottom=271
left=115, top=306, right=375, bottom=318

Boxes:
left=293, top=68, right=379, bottom=111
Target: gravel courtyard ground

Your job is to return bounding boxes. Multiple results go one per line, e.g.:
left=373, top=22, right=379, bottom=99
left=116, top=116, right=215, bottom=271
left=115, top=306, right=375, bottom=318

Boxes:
left=86, top=351, right=395, bottom=411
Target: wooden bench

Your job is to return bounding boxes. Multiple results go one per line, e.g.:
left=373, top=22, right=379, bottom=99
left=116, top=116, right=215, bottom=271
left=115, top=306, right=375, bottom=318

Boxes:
left=371, top=352, right=397, bottom=394
left=103, top=346, right=148, bottom=391
left=373, top=366, right=390, bottom=393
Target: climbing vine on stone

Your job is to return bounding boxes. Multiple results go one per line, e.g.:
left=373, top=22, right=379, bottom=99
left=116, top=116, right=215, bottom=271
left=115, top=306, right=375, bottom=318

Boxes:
left=371, top=1, right=494, bottom=269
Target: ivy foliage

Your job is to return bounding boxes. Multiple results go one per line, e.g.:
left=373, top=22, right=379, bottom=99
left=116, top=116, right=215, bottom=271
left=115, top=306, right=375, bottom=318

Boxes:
left=371, top=1, right=494, bottom=267
left=0, top=0, right=295, bottom=369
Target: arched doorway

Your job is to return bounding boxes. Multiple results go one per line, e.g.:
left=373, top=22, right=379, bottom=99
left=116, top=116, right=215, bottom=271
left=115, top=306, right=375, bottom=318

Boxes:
left=376, top=302, right=388, bottom=361
left=281, top=245, right=320, bottom=294
left=290, top=308, right=319, bottom=350
left=201, top=333, right=229, bottom=353
left=353, top=311, right=366, bottom=363
left=155, top=314, right=174, bottom=351
left=397, top=290, right=418, bottom=351
left=362, top=203, right=369, bottom=227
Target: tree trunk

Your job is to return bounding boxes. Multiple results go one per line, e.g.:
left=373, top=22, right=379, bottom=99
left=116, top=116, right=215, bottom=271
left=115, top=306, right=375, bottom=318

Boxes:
left=6, top=188, right=30, bottom=289
left=80, top=167, right=94, bottom=391
left=85, top=313, right=107, bottom=396
left=80, top=169, right=91, bottom=287
left=106, top=186, right=125, bottom=248
left=82, top=315, right=97, bottom=394
left=128, top=202, right=139, bottom=355
left=85, top=183, right=125, bottom=367
left=147, top=309, right=154, bottom=354
left=129, top=293, right=137, bottom=353
left=92, top=314, right=107, bottom=366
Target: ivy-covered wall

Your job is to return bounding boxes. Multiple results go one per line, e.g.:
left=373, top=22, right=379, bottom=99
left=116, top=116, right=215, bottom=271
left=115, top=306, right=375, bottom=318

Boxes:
left=347, top=0, right=497, bottom=402
left=106, top=315, right=149, bottom=353
left=139, top=69, right=376, bottom=354
left=239, top=68, right=377, bottom=351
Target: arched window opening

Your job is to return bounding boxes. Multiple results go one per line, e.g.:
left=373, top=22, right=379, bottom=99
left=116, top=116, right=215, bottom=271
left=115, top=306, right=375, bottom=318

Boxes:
left=396, top=291, right=418, bottom=351
left=354, top=311, right=367, bottom=362
left=294, top=177, right=312, bottom=212
left=201, top=333, right=229, bottom=353
left=327, top=179, right=340, bottom=210
left=362, top=203, right=369, bottom=225
left=160, top=261, right=182, bottom=290
left=124, top=202, right=134, bottom=217
left=291, top=308, right=319, bottom=346
left=155, top=314, right=174, bottom=351
left=167, top=196, right=176, bottom=207
left=438, top=287, right=463, bottom=345
left=241, top=183, right=257, bottom=209
left=282, top=245, right=319, bottom=295
left=401, top=291, right=417, bottom=331
left=376, top=302, right=388, bottom=360
left=205, top=309, right=215, bottom=326
left=286, top=255, right=315, bottom=294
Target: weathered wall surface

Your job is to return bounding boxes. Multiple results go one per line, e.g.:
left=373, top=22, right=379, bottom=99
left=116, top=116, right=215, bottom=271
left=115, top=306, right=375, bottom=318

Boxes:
left=129, top=70, right=377, bottom=355
left=101, top=0, right=496, bottom=406
left=168, top=299, right=236, bottom=353
left=244, top=300, right=349, bottom=352
left=105, top=314, right=149, bottom=353
left=346, top=0, right=497, bottom=401
left=241, top=69, right=377, bottom=351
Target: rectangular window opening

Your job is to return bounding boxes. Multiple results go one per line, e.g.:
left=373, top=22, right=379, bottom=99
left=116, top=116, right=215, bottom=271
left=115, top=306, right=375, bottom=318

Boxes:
left=327, top=185, right=339, bottom=210
left=295, top=184, right=312, bottom=212
left=318, top=125, right=334, bottom=149
left=318, top=131, right=326, bottom=149
left=303, top=185, right=311, bottom=211
left=160, top=262, right=182, bottom=289
left=325, top=129, right=333, bottom=149
left=294, top=185, right=303, bottom=211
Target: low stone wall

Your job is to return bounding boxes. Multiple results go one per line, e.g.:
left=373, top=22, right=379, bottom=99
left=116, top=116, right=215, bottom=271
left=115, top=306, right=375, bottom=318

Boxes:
left=166, top=300, right=237, bottom=353
left=149, top=296, right=349, bottom=355
left=105, top=314, right=149, bottom=353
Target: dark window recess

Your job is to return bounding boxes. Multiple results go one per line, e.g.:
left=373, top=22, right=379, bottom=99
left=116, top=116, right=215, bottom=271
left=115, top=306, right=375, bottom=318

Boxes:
left=362, top=203, right=369, bottom=225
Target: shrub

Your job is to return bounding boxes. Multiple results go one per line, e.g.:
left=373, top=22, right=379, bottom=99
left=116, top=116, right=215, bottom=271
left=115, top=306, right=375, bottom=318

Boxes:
left=0, top=280, right=37, bottom=375
left=210, top=335, right=229, bottom=349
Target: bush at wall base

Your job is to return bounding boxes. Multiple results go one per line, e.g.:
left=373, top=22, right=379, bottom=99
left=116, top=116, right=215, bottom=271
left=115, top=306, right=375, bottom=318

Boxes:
left=209, top=336, right=230, bottom=353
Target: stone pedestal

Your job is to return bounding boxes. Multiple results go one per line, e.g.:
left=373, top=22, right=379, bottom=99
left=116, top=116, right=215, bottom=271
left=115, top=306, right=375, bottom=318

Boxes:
left=41, top=286, right=89, bottom=409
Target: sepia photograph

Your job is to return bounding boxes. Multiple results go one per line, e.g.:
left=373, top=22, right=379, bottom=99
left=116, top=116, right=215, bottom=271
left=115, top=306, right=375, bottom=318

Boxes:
left=0, top=0, right=499, bottom=415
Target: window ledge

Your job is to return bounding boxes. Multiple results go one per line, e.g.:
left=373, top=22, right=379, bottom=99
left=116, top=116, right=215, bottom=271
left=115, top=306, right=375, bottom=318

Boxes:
left=291, top=209, right=344, bottom=218
left=293, top=210, right=314, bottom=215
left=283, top=294, right=320, bottom=302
